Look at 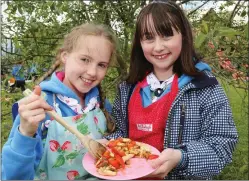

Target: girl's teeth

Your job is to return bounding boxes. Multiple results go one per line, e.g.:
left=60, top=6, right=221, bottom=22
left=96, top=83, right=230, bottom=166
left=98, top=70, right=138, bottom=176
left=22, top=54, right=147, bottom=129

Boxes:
left=154, top=54, right=168, bottom=59
left=81, top=78, right=91, bottom=83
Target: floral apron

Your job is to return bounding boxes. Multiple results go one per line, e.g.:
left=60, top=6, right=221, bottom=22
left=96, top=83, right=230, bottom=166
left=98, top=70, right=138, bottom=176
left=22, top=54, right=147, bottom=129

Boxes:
left=35, top=94, right=107, bottom=180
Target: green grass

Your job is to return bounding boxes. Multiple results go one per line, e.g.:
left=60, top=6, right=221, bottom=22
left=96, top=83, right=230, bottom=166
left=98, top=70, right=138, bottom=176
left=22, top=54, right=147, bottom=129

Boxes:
left=1, top=89, right=23, bottom=148
left=1, top=81, right=248, bottom=179
left=215, top=79, right=248, bottom=180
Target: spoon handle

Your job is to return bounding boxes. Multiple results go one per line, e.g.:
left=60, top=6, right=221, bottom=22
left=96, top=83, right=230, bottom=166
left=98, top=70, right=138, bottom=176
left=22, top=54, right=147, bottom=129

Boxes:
left=46, top=110, right=87, bottom=140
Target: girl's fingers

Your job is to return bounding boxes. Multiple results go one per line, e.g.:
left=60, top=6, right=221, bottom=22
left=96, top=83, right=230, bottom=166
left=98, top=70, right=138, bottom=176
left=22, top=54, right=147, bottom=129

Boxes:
left=96, top=139, right=109, bottom=144
left=147, top=161, right=171, bottom=179
left=149, top=154, right=167, bottom=169
left=149, top=148, right=175, bottom=168
left=33, top=85, right=41, bottom=96
left=23, top=108, right=46, bottom=118
left=18, top=94, right=40, bottom=106
left=22, top=112, right=46, bottom=125
left=19, top=85, right=43, bottom=106
left=19, top=113, right=46, bottom=137
left=27, top=114, right=46, bottom=124
left=27, top=98, right=52, bottom=111
left=19, top=98, right=52, bottom=113
left=158, top=161, right=171, bottom=178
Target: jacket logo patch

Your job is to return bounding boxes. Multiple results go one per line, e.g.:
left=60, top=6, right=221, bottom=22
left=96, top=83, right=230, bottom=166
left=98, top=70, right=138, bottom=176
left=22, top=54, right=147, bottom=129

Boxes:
left=137, top=124, right=153, bottom=132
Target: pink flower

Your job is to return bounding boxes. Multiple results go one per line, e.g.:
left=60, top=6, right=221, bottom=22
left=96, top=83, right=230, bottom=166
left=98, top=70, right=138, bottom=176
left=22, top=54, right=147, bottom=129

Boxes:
left=72, top=115, right=81, bottom=122
left=208, top=41, right=215, bottom=49
left=40, top=172, right=47, bottom=180
left=61, top=141, right=72, bottom=151
left=49, top=140, right=60, bottom=152
left=67, top=170, right=79, bottom=180
left=94, top=116, right=98, bottom=125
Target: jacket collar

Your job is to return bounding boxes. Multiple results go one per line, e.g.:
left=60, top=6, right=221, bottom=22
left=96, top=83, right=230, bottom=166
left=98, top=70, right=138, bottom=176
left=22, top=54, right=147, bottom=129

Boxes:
left=189, top=71, right=218, bottom=89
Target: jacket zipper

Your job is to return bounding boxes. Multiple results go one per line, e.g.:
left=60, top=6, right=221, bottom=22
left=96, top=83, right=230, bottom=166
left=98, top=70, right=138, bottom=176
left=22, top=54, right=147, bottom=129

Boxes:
left=123, top=84, right=135, bottom=138
left=119, top=84, right=127, bottom=137
left=178, top=103, right=185, bottom=144
left=165, top=86, right=189, bottom=148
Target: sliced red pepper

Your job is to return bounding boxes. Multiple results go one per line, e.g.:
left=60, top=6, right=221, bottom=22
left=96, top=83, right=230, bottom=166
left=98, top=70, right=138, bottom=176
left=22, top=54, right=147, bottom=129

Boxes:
left=115, top=154, right=125, bottom=169
left=111, top=147, right=125, bottom=157
left=108, top=158, right=120, bottom=169
left=148, top=154, right=159, bottom=160
left=107, top=140, right=119, bottom=148
left=117, top=149, right=126, bottom=157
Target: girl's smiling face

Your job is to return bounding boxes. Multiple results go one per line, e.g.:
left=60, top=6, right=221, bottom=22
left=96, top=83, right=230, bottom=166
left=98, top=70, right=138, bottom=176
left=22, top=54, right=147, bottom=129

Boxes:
left=140, top=15, right=182, bottom=80
left=61, top=35, right=112, bottom=97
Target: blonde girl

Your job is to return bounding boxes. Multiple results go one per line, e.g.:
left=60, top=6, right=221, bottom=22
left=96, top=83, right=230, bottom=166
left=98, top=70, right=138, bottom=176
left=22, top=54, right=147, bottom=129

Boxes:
left=2, top=23, right=117, bottom=180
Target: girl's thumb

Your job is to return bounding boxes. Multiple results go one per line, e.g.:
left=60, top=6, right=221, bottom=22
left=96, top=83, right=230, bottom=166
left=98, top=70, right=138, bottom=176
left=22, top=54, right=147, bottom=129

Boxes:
left=33, top=85, right=41, bottom=96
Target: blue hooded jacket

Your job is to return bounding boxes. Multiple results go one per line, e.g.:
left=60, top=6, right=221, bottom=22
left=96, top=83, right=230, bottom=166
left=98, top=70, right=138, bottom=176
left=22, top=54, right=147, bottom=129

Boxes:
left=2, top=72, right=112, bottom=180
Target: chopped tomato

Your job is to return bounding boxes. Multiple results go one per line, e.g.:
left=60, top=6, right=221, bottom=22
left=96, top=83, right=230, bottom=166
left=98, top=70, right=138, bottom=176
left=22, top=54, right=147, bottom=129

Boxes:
left=127, top=141, right=136, bottom=149
left=102, top=150, right=111, bottom=159
left=108, top=158, right=120, bottom=169
left=107, top=140, right=119, bottom=148
left=111, top=147, right=126, bottom=157
left=117, top=137, right=123, bottom=142
left=111, top=147, right=119, bottom=155
left=117, top=150, right=126, bottom=157
left=115, top=154, right=125, bottom=169
left=148, top=154, right=159, bottom=160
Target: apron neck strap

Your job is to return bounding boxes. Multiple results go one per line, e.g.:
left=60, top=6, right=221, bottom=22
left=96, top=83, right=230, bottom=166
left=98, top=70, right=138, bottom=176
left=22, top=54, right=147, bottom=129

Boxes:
left=53, top=94, right=62, bottom=116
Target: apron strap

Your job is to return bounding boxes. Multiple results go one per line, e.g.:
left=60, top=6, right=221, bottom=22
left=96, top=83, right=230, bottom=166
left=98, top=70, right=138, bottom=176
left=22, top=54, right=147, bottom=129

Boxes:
left=53, top=94, right=62, bottom=116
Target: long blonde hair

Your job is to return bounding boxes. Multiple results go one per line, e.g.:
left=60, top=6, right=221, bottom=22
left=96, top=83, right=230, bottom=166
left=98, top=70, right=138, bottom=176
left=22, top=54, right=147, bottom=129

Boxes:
left=36, top=23, right=117, bottom=84
left=36, top=23, right=117, bottom=134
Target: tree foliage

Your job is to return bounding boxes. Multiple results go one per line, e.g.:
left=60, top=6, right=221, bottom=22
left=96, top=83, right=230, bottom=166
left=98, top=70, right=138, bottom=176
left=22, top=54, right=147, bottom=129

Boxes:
left=1, top=0, right=248, bottom=97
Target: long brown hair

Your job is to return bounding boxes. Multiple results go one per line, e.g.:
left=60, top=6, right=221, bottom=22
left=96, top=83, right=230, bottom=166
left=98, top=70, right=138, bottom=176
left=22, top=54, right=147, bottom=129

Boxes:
left=127, top=1, right=201, bottom=84
left=36, top=23, right=117, bottom=134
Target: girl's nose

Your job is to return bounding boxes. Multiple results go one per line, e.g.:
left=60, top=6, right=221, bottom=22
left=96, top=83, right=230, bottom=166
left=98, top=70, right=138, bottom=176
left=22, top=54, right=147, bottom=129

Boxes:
left=154, top=38, right=165, bottom=52
left=86, top=65, right=97, bottom=77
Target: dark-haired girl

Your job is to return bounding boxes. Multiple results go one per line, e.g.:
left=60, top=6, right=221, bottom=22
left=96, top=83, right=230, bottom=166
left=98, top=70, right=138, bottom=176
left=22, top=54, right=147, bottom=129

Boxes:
left=105, top=1, right=238, bottom=179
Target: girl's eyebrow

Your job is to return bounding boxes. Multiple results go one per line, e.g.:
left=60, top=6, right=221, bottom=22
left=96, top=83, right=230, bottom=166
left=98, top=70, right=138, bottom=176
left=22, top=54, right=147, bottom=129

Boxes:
left=99, top=60, right=109, bottom=64
left=79, top=54, right=92, bottom=59
left=100, top=62, right=109, bottom=65
left=80, top=54, right=109, bottom=64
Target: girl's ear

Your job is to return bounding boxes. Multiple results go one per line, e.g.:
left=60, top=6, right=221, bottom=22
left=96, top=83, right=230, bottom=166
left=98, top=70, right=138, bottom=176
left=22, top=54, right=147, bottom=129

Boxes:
left=61, top=51, right=68, bottom=64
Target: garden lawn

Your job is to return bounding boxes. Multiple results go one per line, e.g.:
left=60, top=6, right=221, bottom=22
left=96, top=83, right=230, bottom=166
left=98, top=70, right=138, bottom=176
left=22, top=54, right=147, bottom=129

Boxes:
left=215, top=80, right=248, bottom=180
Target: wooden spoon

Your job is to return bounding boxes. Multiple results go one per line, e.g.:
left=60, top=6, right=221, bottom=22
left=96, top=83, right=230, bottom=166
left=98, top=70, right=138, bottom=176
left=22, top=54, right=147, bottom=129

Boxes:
left=23, top=87, right=107, bottom=159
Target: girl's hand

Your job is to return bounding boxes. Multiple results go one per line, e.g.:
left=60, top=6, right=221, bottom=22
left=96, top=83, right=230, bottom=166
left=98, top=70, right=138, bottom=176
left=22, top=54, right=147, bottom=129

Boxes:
left=96, top=138, right=109, bottom=144
left=18, top=86, right=52, bottom=137
left=145, top=148, right=182, bottom=179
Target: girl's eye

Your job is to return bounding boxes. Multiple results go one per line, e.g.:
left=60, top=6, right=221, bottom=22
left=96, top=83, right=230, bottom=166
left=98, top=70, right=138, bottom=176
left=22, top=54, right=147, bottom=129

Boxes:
left=81, top=58, right=90, bottom=63
left=98, top=64, right=107, bottom=69
left=143, top=33, right=153, bottom=40
left=163, top=34, right=172, bottom=40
